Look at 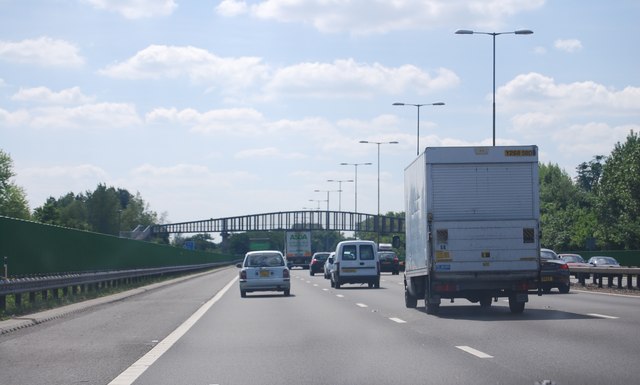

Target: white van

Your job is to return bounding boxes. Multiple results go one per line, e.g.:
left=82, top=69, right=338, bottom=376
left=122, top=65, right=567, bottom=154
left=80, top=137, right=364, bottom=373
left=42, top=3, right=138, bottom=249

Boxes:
left=330, top=240, right=380, bottom=289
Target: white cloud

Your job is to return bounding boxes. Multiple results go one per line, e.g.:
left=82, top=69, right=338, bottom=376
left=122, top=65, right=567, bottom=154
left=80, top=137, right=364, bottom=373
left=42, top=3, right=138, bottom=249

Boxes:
left=99, top=45, right=268, bottom=91
left=102, top=45, right=459, bottom=100
left=235, top=147, right=306, bottom=160
left=1, top=103, right=141, bottom=129
left=216, top=0, right=248, bottom=17
left=11, top=86, right=95, bottom=105
left=554, top=38, right=583, bottom=53
left=217, top=0, right=545, bottom=35
left=146, top=107, right=266, bottom=135
left=498, top=72, right=640, bottom=114
left=82, top=0, right=177, bottom=19
left=266, top=60, right=459, bottom=98
left=0, top=37, right=84, bottom=68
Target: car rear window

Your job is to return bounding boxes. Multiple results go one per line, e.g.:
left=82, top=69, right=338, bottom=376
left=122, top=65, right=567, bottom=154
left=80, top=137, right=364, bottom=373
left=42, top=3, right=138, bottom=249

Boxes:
left=247, top=254, right=284, bottom=267
left=342, top=245, right=357, bottom=260
left=359, top=244, right=375, bottom=260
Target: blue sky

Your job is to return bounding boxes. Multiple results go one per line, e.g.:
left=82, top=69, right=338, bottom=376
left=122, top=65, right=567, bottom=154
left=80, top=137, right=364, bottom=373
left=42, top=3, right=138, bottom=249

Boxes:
left=1, top=0, right=639, bottom=226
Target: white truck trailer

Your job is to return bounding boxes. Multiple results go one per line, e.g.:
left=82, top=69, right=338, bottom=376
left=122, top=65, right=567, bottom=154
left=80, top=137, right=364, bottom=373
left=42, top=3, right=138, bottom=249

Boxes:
left=285, top=230, right=312, bottom=269
left=402, top=146, right=541, bottom=314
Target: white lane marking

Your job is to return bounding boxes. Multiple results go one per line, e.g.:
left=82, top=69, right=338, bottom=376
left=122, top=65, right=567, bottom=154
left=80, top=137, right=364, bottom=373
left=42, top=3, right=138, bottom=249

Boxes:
left=313, top=284, right=318, bottom=287
left=322, top=288, right=329, bottom=291
left=455, top=346, right=493, bottom=358
left=356, top=303, right=368, bottom=308
left=108, top=276, right=238, bottom=385
left=588, top=313, right=619, bottom=319
left=389, top=317, right=406, bottom=323
left=336, top=294, right=344, bottom=298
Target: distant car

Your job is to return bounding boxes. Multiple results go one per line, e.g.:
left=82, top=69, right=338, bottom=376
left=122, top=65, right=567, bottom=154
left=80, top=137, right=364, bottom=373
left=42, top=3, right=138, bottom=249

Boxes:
left=330, top=240, right=380, bottom=289
left=323, top=252, right=335, bottom=279
left=539, top=248, right=571, bottom=293
left=587, top=256, right=621, bottom=267
left=378, top=251, right=399, bottom=275
left=237, top=250, right=290, bottom=297
left=559, top=253, right=592, bottom=279
left=309, top=252, right=330, bottom=276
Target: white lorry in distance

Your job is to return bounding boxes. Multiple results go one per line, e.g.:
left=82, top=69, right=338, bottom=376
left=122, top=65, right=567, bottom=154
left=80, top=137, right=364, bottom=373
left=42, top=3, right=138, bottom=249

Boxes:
left=400, top=146, right=541, bottom=314
left=285, top=230, right=312, bottom=269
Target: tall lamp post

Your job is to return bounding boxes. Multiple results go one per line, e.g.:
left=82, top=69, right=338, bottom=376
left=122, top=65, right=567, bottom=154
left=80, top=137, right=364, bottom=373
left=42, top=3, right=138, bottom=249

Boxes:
left=392, top=102, right=444, bottom=155
left=313, top=189, right=338, bottom=211
left=359, top=140, right=398, bottom=242
left=340, top=162, right=372, bottom=213
left=308, top=199, right=326, bottom=210
left=326, top=179, right=353, bottom=212
left=455, top=29, right=533, bottom=146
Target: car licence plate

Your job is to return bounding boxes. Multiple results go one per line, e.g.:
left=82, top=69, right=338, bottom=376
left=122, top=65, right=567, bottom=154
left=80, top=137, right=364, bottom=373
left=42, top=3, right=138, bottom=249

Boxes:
left=342, top=268, right=356, bottom=273
left=260, top=270, right=270, bottom=277
left=541, top=276, right=552, bottom=282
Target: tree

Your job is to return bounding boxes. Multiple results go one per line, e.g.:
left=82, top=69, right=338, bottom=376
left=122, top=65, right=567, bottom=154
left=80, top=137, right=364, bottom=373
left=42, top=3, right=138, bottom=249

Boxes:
left=595, top=130, right=640, bottom=249
left=0, top=149, right=30, bottom=219
left=576, top=155, right=606, bottom=192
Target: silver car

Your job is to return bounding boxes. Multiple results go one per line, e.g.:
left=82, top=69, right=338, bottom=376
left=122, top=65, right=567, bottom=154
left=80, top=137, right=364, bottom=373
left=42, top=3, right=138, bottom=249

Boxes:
left=323, top=252, right=335, bottom=279
left=237, top=250, right=290, bottom=297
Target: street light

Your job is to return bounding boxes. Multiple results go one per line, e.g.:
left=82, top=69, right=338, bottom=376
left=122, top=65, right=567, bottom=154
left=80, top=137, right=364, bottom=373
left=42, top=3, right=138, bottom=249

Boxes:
left=313, top=190, right=339, bottom=211
left=340, top=162, right=372, bottom=213
left=359, top=140, right=398, bottom=242
left=393, top=102, right=445, bottom=155
left=455, top=29, right=533, bottom=146
left=308, top=199, right=326, bottom=210
left=326, top=179, right=353, bottom=212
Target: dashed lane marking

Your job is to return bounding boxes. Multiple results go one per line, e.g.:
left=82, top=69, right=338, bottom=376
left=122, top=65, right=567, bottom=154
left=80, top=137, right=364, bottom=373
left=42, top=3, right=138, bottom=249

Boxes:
left=588, top=313, right=619, bottom=319
left=356, top=303, right=368, bottom=308
left=389, top=317, right=406, bottom=323
left=455, top=346, right=493, bottom=358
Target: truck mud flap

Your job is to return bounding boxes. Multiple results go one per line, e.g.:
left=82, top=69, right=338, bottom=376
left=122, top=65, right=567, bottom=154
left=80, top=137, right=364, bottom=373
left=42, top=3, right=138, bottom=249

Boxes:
left=513, top=292, right=529, bottom=303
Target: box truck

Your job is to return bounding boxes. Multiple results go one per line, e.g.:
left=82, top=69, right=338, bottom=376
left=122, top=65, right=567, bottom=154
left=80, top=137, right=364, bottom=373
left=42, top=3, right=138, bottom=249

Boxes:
left=401, top=146, right=541, bottom=314
left=285, top=230, right=312, bottom=269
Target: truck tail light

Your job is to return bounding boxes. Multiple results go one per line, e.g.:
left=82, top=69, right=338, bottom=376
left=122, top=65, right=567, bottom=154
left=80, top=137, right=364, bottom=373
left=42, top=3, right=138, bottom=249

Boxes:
left=434, top=283, right=456, bottom=292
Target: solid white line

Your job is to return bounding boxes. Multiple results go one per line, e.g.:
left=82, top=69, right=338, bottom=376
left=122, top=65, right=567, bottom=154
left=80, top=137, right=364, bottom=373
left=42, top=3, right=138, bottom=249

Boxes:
left=108, top=276, right=238, bottom=385
left=588, top=313, right=619, bottom=319
left=356, top=303, right=368, bottom=308
left=389, top=317, right=406, bottom=323
left=455, top=345, right=493, bottom=358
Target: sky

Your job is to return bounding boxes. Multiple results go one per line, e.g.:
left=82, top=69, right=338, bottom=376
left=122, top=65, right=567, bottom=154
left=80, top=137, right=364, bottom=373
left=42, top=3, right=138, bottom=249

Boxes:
left=1, top=0, right=639, bottom=229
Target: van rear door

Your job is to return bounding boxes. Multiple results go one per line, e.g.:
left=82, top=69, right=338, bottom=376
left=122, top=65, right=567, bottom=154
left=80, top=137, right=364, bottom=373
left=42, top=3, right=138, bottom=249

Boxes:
left=339, top=243, right=378, bottom=277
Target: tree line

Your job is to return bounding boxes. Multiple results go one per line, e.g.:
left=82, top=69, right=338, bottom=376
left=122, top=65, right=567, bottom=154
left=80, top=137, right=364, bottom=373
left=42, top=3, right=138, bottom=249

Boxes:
left=1, top=130, right=639, bottom=252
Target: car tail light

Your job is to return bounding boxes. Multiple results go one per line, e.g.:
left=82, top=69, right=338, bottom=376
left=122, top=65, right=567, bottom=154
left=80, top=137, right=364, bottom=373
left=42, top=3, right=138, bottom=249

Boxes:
left=283, top=269, right=290, bottom=279
left=434, top=283, right=457, bottom=292
left=393, top=256, right=398, bottom=262
left=239, top=270, right=247, bottom=280
left=560, top=263, right=569, bottom=270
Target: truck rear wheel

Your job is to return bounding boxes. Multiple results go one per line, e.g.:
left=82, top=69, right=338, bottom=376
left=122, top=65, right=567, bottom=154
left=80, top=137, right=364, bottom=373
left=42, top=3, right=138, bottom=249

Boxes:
left=508, top=295, right=525, bottom=314
left=426, top=302, right=440, bottom=315
left=405, top=288, right=417, bottom=308
left=479, top=296, right=492, bottom=308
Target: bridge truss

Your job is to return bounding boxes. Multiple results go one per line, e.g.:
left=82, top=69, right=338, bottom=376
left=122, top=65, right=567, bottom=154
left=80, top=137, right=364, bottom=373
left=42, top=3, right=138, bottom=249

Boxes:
left=151, top=211, right=404, bottom=235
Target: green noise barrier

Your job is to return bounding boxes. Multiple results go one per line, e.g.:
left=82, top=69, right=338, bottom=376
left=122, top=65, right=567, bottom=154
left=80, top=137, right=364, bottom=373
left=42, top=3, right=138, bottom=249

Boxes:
left=0, top=216, right=233, bottom=276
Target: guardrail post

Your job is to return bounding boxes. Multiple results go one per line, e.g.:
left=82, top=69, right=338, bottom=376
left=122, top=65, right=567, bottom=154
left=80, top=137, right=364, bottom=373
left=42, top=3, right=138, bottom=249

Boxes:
left=0, top=294, right=5, bottom=311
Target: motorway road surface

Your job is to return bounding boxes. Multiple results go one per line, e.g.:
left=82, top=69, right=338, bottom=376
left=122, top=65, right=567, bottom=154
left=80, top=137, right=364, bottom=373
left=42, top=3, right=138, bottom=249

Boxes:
left=1, top=266, right=639, bottom=385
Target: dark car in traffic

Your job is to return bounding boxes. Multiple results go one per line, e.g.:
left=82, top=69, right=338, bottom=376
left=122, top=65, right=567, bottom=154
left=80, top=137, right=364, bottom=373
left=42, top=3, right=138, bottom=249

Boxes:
left=378, top=251, right=400, bottom=275
left=559, top=253, right=591, bottom=279
left=587, top=256, right=621, bottom=267
left=309, top=252, right=331, bottom=276
left=540, top=248, right=571, bottom=293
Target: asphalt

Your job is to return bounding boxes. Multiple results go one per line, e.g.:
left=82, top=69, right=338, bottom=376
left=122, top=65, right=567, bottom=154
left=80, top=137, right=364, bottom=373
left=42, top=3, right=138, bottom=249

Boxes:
left=0, top=268, right=225, bottom=335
